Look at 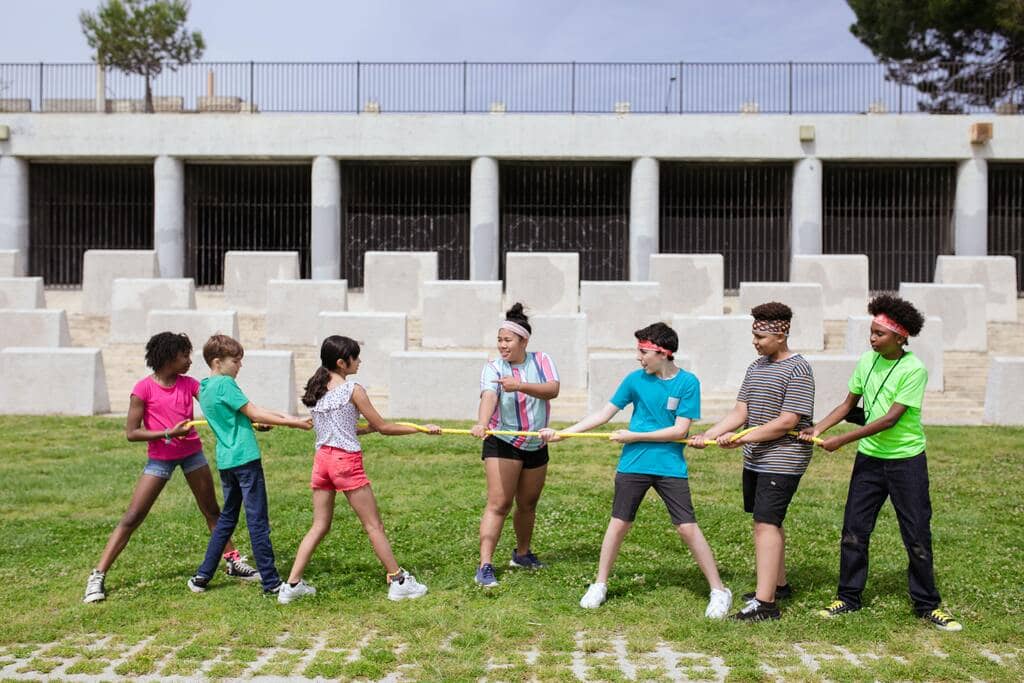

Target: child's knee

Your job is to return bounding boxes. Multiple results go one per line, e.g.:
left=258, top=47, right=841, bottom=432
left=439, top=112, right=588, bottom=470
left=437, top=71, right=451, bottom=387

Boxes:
left=118, top=508, right=147, bottom=531
left=675, top=522, right=699, bottom=541
left=487, top=500, right=514, bottom=517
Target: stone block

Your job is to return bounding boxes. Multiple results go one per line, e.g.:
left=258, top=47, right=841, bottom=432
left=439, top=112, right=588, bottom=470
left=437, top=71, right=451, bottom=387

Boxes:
left=671, top=315, right=754, bottom=393
left=738, top=282, right=825, bottom=351
left=147, top=309, right=239, bottom=348
left=802, top=354, right=860, bottom=421
left=0, top=250, right=24, bottom=277
left=846, top=315, right=944, bottom=391
left=528, top=314, right=588, bottom=390
left=505, top=252, right=579, bottom=314
left=0, top=310, right=70, bottom=347
left=579, top=282, right=661, bottom=348
left=649, top=254, right=724, bottom=316
left=318, top=312, right=406, bottom=391
left=898, top=283, right=987, bottom=351
left=934, top=255, right=1018, bottom=322
left=363, top=251, right=437, bottom=314
left=790, top=254, right=869, bottom=320
left=0, top=277, right=44, bottom=309
left=237, top=350, right=296, bottom=414
left=0, top=348, right=109, bottom=415
left=82, top=250, right=159, bottom=315
left=223, top=251, right=300, bottom=313
left=984, top=357, right=1024, bottom=425
left=110, top=278, right=195, bottom=343
left=388, top=351, right=488, bottom=420
left=265, top=279, right=348, bottom=345
left=421, top=281, right=503, bottom=348
left=587, top=352, right=692, bottom=422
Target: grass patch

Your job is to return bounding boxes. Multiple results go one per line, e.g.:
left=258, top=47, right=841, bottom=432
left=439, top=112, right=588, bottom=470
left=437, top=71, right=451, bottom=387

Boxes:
left=0, top=416, right=1021, bottom=681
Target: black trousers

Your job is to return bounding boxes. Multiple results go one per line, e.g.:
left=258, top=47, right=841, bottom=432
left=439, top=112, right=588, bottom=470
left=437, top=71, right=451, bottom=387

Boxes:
left=837, top=451, right=941, bottom=614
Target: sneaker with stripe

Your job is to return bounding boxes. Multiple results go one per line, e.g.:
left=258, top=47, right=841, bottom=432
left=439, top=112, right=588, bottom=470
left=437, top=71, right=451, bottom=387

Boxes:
left=923, top=609, right=963, bottom=632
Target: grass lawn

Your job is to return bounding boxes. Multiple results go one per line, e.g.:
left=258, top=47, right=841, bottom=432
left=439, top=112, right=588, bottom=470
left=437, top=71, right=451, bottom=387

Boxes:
left=0, top=416, right=1021, bottom=681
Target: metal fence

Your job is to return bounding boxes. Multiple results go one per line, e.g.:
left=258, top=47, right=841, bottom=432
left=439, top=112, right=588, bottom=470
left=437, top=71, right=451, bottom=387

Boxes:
left=989, top=164, right=1024, bottom=294
left=2, top=61, right=1021, bottom=114
left=659, top=163, right=792, bottom=290
left=823, top=163, right=956, bottom=292
left=28, top=163, right=153, bottom=287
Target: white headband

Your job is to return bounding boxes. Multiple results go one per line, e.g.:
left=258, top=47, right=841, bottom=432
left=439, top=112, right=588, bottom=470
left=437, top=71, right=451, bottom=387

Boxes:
left=500, top=320, right=531, bottom=339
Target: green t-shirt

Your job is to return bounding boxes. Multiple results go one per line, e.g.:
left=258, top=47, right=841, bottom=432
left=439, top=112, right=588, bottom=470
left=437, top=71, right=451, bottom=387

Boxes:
left=198, top=374, right=261, bottom=470
left=848, top=350, right=927, bottom=459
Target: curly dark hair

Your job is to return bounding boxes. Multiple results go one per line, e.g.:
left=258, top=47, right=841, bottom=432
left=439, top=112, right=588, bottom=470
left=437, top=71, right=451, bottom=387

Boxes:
left=867, top=295, right=924, bottom=337
left=145, top=332, right=193, bottom=371
left=751, top=301, right=793, bottom=321
left=634, top=322, right=678, bottom=360
left=302, top=335, right=362, bottom=407
left=503, top=302, right=531, bottom=336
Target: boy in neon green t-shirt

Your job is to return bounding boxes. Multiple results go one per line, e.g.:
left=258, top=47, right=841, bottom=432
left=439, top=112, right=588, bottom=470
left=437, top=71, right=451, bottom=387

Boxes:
left=802, top=295, right=961, bottom=632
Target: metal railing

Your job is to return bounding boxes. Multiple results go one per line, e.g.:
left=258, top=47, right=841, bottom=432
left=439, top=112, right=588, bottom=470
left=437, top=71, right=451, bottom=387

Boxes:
left=1, top=61, right=1021, bottom=114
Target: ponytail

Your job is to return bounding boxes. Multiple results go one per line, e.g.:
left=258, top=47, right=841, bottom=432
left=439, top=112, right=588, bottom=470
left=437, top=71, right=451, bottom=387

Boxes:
left=302, top=335, right=362, bottom=407
left=301, top=367, right=332, bottom=407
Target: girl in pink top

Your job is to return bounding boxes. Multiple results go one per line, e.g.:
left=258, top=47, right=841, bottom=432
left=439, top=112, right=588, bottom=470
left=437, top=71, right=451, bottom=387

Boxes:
left=83, top=332, right=258, bottom=603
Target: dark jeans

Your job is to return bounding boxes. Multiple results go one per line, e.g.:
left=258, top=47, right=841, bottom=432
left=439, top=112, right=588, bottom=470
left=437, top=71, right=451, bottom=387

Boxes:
left=196, top=458, right=281, bottom=592
left=837, top=451, right=941, bottom=614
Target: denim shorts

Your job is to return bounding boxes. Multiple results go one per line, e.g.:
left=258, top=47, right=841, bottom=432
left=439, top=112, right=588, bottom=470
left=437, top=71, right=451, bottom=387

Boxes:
left=142, top=450, right=209, bottom=480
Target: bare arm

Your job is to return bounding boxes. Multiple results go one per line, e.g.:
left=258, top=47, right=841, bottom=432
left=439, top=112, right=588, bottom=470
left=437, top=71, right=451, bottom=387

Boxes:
left=611, top=416, right=691, bottom=444
left=735, top=411, right=801, bottom=444
left=540, top=402, right=620, bottom=442
left=818, top=402, right=909, bottom=452
left=495, top=376, right=560, bottom=400
left=124, top=394, right=191, bottom=442
left=469, top=390, right=500, bottom=438
left=239, top=402, right=312, bottom=430
left=349, top=385, right=434, bottom=436
left=801, top=392, right=860, bottom=440
left=689, top=401, right=749, bottom=447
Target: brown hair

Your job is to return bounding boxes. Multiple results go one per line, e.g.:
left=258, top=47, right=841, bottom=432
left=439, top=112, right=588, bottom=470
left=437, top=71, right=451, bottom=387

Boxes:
left=202, top=334, right=245, bottom=367
left=751, top=301, right=793, bottom=322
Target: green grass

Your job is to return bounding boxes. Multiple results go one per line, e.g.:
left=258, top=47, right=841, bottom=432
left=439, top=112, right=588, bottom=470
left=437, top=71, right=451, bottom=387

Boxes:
left=0, top=416, right=1022, bottom=681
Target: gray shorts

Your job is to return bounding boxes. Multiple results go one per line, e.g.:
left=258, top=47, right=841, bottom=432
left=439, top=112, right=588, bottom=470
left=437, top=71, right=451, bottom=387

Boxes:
left=612, top=472, right=696, bottom=525
left=142, top=450, right=208, bottom=480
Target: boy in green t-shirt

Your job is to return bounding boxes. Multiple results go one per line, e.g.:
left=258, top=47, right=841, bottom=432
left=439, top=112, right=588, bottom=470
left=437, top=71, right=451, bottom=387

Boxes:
left=801, top=295, right=962, bottom=631
left=187, top=335, right=312, bottom=595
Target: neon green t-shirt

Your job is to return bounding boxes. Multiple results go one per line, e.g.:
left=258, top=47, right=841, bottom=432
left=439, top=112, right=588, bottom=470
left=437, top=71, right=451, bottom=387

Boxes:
left=848, top=350, right=927, bottom=459
left=198, top=374, right=261, bottom=470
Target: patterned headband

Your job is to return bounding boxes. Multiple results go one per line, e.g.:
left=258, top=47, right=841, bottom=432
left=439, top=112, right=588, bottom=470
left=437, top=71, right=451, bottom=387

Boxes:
left=873, top=314, right=908, bottom=338
left=752, top=319, right=791, bottom=335
left=500, top=320, right=531, bottom=339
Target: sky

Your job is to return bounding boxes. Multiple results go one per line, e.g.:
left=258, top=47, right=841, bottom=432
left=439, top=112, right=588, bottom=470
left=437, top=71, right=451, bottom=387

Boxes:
left=0, top=0, right=878, bottom=63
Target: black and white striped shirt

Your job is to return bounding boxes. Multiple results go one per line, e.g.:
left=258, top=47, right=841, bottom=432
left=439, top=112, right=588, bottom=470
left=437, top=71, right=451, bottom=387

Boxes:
left=737, top=354, right=815, bottom=475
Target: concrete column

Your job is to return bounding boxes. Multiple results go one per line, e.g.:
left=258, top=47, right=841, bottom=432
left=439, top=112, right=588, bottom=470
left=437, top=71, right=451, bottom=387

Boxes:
left=153, top=156, right=185, bottom=278
left=0, top=156, right=30, bottom=268
left=470, top=156, right=499, bottom=280
left=955, top=157, right=987, bottom=255
left=791, top=157, right=823, bottom=255
left=629, top=157, right=658, bottom=281
left=95, top=63, right=106, bottom=113
left=311, top=156, right=341, bottom=280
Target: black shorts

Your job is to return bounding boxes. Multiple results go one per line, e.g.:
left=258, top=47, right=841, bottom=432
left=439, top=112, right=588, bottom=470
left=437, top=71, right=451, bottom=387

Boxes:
left=611, top=472, right=697, bottom=525
left=743, top=468, right=802, bottom=527
left=481, top=435, right=549, bottom=470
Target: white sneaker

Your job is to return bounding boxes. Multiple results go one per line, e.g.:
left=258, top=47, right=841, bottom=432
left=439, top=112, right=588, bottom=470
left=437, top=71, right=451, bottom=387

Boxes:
left=388, top=570, right=428, bottom=601
left=579, top=582, right=607, bottom=609
left=277, top=580, right=316, bottom=605
left=705, top=587, right=733, bottom=619
left=84, top=570, right=106, bottom=603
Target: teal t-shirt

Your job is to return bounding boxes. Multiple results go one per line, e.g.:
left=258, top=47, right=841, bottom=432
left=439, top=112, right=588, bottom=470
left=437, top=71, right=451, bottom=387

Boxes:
left=848, top=350, right=927, bottom=459
left=609, top=368, right=701, bottom=478
left=198, top=374, right=261, bottom=470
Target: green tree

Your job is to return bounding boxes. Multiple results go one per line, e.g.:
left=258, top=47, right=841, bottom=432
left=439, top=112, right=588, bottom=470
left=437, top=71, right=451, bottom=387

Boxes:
left=80, top=0, right=205, bottom=113
left=847, top=0, right=1024, bottom=112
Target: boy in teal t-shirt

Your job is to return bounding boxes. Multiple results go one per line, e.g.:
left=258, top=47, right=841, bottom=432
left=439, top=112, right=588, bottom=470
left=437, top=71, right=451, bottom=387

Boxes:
left=540, top=323, right=732, bottom=619
left=188, top=335, right=312, bottom=595
left=802, top=295, right=962, bottom=632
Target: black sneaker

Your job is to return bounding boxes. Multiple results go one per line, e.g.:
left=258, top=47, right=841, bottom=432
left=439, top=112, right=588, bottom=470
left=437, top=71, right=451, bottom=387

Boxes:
left=731, top=598, right=781, bottom=622
left=224, top=554, right=261, bottom=582
left=263, top=582, right=283, bottom=596
left=187, top=575, right=210, bottom=593
left=818, top=599, right=860, bottom=618
left=742, top=583, right=792, bottom=601
left=922, top=608, right=962, bottom=632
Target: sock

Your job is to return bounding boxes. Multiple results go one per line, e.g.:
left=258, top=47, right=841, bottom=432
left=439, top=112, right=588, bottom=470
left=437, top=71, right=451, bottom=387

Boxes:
left=761, top=600, right=777, bottom=609
left=223, top=550, right=240, bottom=562
left=289, top=582, right=298, bottom=587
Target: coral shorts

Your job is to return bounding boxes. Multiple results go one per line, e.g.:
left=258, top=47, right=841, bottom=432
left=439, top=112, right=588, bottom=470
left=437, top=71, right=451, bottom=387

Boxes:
left=310, top=445, right=371, bottom=492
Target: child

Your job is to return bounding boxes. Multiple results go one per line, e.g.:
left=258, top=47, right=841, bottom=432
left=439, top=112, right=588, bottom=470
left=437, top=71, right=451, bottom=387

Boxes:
left=278, top=335, right=438, bottom=604
left=187, top=334, right=312, bottom=595
left=801, top=295, right=962, bottom=631
left=470, top=303, right=560, bottom=588
left=690, top=302, right=815, bottom=622
left=84, top=332, right=259, bottom=603
left=540, top=323, right=732, bottom=618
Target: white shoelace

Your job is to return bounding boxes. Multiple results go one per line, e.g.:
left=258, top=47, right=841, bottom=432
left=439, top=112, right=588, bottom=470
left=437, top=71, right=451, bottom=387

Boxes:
left=740, top=598, right=761, bottom=613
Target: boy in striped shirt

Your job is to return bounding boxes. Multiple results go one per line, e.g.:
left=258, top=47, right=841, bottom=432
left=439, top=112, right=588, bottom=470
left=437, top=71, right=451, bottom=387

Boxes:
left=690, top=302, right=815, bottom=621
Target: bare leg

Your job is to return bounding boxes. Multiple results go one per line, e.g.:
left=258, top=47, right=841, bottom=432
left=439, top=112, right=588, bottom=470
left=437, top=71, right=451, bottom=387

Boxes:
left=286, top=489, right=337, bottom=583
left=754, top=521, right=784, bottom=602
left=184, top=464, right=237, bottom=556
left=345, top=485, right=399, bottom=575
left=777, top=526, right=787, bottom=586
left=594, top=518, right=633, bottom=584
left=95, top=474, right=168, bottom=573
left=512, top=464, right=547, bottom=555
left=478, top=458, right=522, bottom=566
left=676, top=522, right=725, bottom=591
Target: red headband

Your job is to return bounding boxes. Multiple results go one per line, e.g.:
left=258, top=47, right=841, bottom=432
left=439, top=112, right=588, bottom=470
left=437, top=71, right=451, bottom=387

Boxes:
left=637, top=339, right=672, bottom=355
left=873, top=314, right=909, bottom=338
